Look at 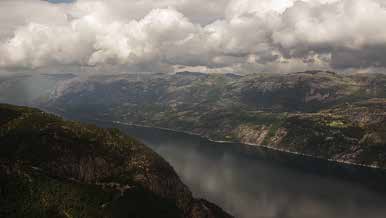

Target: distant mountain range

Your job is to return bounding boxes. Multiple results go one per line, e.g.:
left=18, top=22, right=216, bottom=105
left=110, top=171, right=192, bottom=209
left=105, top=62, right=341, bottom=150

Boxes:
left=0, top=103, right=232, bottom=218
left=41, top=71, right=386, bottom=169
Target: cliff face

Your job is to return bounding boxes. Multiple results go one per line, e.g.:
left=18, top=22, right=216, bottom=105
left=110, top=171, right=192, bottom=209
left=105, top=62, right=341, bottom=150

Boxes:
left=236, top=99, right=386, bottom=168
left=0, top=104, right=232, bottom=218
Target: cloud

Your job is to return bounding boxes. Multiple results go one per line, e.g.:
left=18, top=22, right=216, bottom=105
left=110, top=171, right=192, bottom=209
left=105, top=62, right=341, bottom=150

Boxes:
left=1, top=0, right=386, bottom=74
left=273, top=0, right=386, bottom=67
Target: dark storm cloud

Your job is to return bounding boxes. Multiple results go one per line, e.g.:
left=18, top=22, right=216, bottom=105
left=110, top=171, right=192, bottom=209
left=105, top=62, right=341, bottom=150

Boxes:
left=331, top=46, right=386, bottom=69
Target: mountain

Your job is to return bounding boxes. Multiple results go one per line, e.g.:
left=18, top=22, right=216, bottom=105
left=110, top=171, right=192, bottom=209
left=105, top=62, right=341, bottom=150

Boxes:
left=43, top=71, right=386, bottom=168
left=0, top=104, right=232, bottom=218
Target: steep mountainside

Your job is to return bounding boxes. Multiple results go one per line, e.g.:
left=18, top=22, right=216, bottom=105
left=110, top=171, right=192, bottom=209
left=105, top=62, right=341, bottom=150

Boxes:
left=0, top=104, right=232, bottom=218
left=44, top=71, right=386, bottom=168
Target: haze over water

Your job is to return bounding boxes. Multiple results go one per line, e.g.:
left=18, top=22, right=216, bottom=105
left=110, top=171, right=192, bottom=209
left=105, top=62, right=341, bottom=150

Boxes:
left=119, top=124, right=386, bottom=218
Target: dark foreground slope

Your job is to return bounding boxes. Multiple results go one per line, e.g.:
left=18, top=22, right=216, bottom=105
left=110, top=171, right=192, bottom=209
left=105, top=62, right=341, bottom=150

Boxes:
left=0, top=104, right=232, bottom=218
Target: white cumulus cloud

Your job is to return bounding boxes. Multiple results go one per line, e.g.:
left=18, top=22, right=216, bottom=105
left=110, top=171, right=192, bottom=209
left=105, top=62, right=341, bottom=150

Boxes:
left=1, top=0, right=386, bottom=74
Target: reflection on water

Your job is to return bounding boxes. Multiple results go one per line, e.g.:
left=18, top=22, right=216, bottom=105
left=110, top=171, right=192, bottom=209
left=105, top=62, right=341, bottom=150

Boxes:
left=63, top=118, right=386, bottom=218
left=117, top=125, right=386, bottom=218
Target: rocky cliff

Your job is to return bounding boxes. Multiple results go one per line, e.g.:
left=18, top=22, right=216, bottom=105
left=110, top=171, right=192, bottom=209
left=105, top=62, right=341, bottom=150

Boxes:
left=0, top=104, right=232, bottom=218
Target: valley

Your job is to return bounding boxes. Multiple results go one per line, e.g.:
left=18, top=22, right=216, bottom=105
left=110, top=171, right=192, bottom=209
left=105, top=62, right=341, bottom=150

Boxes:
left=43, top=71, right=386, bottom=169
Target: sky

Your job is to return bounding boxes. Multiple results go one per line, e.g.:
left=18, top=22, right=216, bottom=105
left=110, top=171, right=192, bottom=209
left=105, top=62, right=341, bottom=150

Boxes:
left=1, top=0, right=386, bottom=75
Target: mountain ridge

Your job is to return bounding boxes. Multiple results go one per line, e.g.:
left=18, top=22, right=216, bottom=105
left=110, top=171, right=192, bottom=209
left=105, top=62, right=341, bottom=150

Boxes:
left=43, top=71, right=386, bottom=169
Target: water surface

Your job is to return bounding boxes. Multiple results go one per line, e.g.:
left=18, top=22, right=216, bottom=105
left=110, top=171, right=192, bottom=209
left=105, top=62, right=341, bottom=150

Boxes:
left=78, top=120, right=386, bottom=218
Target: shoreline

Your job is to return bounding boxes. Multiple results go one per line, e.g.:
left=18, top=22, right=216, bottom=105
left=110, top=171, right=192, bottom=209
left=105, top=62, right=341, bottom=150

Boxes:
left=40, top=106, right=384, bottom=172
left=111, top=120, right=383, bottom=171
